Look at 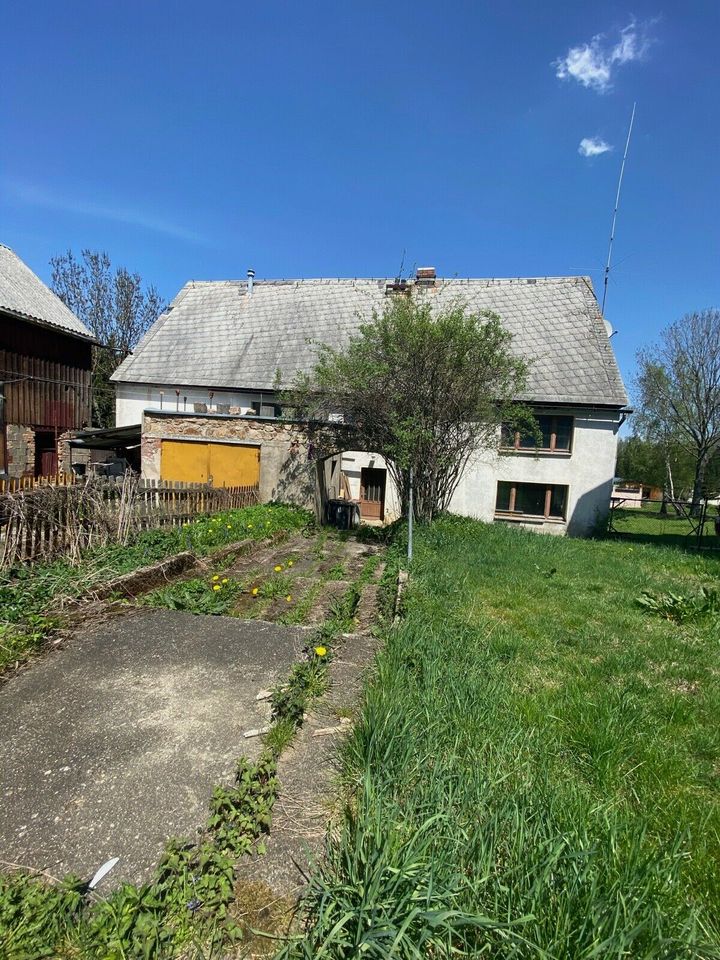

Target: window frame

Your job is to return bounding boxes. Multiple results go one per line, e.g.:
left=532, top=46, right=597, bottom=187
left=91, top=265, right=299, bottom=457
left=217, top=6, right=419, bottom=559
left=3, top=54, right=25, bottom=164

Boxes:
left=501, top=414, right=574, bottom=455
left=494, top=481, right=569, bottom=522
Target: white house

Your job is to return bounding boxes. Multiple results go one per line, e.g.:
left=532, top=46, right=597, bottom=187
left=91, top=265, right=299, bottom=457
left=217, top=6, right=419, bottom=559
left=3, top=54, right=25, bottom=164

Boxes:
left=111, top=268, right=628, bottom=536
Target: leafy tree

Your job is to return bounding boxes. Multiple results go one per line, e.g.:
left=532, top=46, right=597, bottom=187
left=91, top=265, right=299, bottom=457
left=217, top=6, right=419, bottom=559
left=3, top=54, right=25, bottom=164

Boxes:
left=636, top=309, right=720, bottom=512
left=616, top=435, right=694, bottom=498
left=51, top=250, right=164, bottom=428
left=286, top=295, right=530, bottom=521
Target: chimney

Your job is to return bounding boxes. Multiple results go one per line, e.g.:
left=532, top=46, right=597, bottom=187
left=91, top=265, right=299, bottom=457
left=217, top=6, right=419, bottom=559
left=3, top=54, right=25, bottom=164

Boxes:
left=247, top=268, right=255, bottom=296
left=415, top=266, right=436, bottom=287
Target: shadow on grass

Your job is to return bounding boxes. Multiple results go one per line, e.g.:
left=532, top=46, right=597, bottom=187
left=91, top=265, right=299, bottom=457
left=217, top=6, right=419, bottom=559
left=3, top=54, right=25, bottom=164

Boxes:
left=608, top=505, right=720, bottom=554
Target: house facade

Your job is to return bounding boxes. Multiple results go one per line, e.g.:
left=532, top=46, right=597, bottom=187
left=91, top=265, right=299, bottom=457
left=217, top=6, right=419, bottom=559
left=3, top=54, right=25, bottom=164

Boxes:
left=112, top=269, right=628, bottom=535
left=0, top=245, right=94, bottom=478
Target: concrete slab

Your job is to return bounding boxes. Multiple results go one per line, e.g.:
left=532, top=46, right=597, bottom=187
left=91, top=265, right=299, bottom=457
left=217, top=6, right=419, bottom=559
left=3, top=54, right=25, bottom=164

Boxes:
left=0, top=610, right=308, bottom=887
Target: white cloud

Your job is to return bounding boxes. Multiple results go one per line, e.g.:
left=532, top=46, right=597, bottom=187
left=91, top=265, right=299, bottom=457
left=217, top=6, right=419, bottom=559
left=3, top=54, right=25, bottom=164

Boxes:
left=578, top=137, right=613, bottom=157
left=2, top=179, right=208, bottom=245
left=554, top=18, right=653, bottom=92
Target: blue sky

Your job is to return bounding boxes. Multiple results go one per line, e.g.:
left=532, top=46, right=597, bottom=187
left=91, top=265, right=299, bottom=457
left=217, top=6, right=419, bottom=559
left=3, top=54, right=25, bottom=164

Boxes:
left=2, top=1, right=718, bottom=399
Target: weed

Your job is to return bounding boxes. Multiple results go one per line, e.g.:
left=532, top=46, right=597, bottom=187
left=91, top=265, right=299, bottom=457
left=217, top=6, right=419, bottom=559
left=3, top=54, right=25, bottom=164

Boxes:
left=637, top=586, right=719, bottom=622
left=0, top=754, right=278, bottom=958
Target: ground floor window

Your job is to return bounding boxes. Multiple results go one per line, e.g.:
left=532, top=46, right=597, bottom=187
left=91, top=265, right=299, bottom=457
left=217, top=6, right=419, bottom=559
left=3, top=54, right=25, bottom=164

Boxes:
left=495, top=481, right=568, bottom=520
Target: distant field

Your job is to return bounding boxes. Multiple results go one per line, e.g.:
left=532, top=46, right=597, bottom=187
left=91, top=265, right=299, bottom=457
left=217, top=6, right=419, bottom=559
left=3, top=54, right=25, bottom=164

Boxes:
left=611, top=499, right=720, bottom=551
left=285, top=517, right=720, bottom=958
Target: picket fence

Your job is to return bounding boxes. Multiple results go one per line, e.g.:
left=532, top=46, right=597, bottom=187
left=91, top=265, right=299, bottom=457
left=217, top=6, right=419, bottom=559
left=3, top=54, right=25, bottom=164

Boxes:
left=0, top=474, right=260, bottom=568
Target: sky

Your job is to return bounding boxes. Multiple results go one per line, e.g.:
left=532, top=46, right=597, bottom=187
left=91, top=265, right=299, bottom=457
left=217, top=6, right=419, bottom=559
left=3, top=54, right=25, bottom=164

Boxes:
left=2, top=1, right=719, bottom=402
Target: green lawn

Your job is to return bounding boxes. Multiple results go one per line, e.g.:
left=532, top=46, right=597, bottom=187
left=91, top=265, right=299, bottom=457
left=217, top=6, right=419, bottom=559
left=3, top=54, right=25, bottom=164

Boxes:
left=611, top=500, right=720, bottom=551
left=283, top=518, right=720, bottom=958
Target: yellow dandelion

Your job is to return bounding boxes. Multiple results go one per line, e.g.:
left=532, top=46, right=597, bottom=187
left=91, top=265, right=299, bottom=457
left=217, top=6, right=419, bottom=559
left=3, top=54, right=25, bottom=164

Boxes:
left=212, top=575, right=220, bottom=581
left=213, top=584, right=221, bottom=592
left=247, top=523, right=253, bottom=529
left=286, top=595, right=292, bottom=602
left=222, top=578, right=229, bottom=584
left=314, top=646, right=327, bottom=657
left=252, top=586, right=259, bottom=596
left=287, top=560, right=294, bottom=567
left=227, top=524, right=232, bottom=529
left=274, top=564, right=283, bottom=572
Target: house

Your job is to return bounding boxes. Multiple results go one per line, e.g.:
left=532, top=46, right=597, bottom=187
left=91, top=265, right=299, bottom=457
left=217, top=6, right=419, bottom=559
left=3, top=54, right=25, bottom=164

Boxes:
left=111, top=268, right=628, bottom=535
left=0, top=245, right=95, bottom=478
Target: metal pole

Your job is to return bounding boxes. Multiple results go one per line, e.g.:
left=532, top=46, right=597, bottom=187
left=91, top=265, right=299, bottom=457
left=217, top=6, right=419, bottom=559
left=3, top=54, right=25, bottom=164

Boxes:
left=602, top=101, right=636, bottom=315
left=407, top=467, right=413, bottom=562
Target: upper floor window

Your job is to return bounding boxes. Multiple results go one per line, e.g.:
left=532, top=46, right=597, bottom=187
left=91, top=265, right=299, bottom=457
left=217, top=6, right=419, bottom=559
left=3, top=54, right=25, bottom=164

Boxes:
left=501, top=415, right=573, bottom=453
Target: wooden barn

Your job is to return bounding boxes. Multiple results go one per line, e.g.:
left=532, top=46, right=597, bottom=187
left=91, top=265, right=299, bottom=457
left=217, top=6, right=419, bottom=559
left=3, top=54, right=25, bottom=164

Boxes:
left=0, top=244, right=95, bottom=478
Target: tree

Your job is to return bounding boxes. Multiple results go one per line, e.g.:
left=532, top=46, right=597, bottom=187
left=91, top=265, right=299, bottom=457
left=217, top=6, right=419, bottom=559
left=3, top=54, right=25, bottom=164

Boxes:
left=51, top=250, right=164, bottom=428
left=287, top=295, right=530, bottom=521
left=616, top=434, right=695, bottom=500
left=636, top=309, right=720, bottom=513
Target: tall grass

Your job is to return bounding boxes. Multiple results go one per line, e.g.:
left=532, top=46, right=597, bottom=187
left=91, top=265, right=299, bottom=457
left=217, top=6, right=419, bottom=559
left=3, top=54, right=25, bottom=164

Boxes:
left=280, top=517, right=720, bottom=958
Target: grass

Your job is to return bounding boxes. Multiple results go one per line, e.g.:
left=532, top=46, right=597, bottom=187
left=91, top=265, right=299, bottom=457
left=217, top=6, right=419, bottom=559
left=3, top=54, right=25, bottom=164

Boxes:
left=282, top=517, right=720, bottom=958
left=0, top=503, right=312, bottom=674
left=611, top=500, right=720, bottom=550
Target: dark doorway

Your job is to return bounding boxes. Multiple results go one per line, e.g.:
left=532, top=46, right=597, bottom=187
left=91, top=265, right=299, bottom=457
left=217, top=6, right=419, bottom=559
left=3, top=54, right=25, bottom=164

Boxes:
left=359, top=467, right=386, bottom=520
left=35, top=431, right=57, bottom=477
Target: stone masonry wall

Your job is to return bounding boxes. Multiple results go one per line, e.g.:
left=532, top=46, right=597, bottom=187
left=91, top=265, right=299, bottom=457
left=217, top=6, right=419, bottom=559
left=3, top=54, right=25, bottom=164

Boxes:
left=142, top=413, right=319, bottom=510
left=5, top=425, right=35, bottom=479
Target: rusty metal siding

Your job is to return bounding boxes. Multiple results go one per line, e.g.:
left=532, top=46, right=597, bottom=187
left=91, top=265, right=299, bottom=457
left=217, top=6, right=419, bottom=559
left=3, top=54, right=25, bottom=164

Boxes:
left=0, top=350, right=92, bottom=430
left=0, top=314, right=93, bottom=431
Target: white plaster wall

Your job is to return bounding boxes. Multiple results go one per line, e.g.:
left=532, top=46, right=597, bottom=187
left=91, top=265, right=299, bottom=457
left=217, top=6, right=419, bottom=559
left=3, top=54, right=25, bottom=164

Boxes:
left=341, top=451, right=402, bottom=521
left=449, top=409, right=621, bottom=535
left=115, top=382, right=272, bottom=428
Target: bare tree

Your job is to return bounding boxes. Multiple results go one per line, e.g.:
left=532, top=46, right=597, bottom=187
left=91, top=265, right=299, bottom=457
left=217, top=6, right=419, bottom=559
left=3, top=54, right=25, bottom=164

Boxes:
left=51, top=250, right=164, bottom=428
left=636, top=309, right=720, bottom=513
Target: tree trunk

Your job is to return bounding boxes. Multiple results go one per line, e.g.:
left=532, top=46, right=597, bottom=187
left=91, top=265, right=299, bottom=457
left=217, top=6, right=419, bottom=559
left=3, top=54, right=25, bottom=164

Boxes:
left=691, top=454, right=706, bottom=517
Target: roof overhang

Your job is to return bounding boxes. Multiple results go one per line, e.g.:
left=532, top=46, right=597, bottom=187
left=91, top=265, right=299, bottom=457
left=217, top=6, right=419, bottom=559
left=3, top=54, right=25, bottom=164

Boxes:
left=1, top=307, right=99, bottom=345
left=68, top=423, right=141, bottom=449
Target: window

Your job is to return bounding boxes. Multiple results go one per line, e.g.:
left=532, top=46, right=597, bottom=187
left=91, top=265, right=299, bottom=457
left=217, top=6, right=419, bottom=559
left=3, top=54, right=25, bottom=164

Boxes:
left=251, top=401, right=282, bottom=418
left=495, top=482, right=568, bottom=521
left=501, top=415, right=573, bottom=453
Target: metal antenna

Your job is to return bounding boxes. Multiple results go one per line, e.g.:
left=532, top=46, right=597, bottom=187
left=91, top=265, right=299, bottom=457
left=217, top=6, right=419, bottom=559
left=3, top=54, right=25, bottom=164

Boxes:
left=397, top=248, right=406, bottom=281
left=602, top=102, right=636, bottom=315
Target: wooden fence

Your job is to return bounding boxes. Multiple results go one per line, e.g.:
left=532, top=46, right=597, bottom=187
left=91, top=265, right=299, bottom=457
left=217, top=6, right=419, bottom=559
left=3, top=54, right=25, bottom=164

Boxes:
left=0, top=474, right=260, bottom=568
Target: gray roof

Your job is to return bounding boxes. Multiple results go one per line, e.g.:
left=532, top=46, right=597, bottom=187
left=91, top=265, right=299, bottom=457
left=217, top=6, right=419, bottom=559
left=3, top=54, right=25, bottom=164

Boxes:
left=0, top=244, right=94, bottom=340
left=112, top=276, right=628, bottom=407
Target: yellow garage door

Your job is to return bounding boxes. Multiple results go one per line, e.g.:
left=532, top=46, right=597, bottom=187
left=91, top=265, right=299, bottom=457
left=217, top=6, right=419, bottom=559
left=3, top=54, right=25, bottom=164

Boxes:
left=209, top=443, right=260, bottom=487
left=161, top=440, right=209, bottom=484
left=161, top=441, right=260, bottom=488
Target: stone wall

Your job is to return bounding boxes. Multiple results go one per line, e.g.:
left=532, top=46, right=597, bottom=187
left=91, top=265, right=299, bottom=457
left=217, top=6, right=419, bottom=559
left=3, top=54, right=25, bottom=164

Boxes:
left=141, top=412, right=320, bottom=510
left=5, top=425, right=35, bottom=478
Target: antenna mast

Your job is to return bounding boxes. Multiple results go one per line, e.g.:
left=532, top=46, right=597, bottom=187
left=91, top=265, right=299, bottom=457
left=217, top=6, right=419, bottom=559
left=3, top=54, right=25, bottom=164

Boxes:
left=602, top=101, right=636, bottom=315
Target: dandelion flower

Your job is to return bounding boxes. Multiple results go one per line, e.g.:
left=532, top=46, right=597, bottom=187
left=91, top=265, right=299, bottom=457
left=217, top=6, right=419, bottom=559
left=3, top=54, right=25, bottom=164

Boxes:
left=212, top=575, right=220, bottom=582
left=252, top=587, right=259, bottom=596
left=213, top=584, right=221, bottom=592
left=286, top=595, right=292, bottom=602
left=247, top=523, right=253, bottom=529
left=222, top=578, right=229, bottom=584
left=287, top=560, right=294, bottom=567
left=314, top=646, right=327, bottom=657
left=227, top=524, right=232, bottom=529
left=274, top=564, right=282, bottom=572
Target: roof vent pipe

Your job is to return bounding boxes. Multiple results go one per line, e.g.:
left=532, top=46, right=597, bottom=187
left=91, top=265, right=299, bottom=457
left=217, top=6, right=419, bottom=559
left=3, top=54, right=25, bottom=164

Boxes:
left=247, top=268, right=255, bottom=297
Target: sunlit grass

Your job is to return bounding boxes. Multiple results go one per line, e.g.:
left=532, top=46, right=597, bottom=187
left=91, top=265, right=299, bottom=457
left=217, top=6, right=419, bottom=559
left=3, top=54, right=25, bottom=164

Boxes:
left=282, top=517, right=720, bottom=958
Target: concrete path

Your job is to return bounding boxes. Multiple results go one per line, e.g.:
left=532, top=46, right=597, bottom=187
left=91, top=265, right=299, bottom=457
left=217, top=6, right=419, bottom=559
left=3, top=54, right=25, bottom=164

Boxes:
left=0, top=610, right=308, bottom=887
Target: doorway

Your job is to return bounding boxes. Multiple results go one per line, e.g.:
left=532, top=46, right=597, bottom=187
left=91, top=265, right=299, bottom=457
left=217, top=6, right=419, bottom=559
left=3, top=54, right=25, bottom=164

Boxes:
left=359, top=467, right=386, bottom=520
